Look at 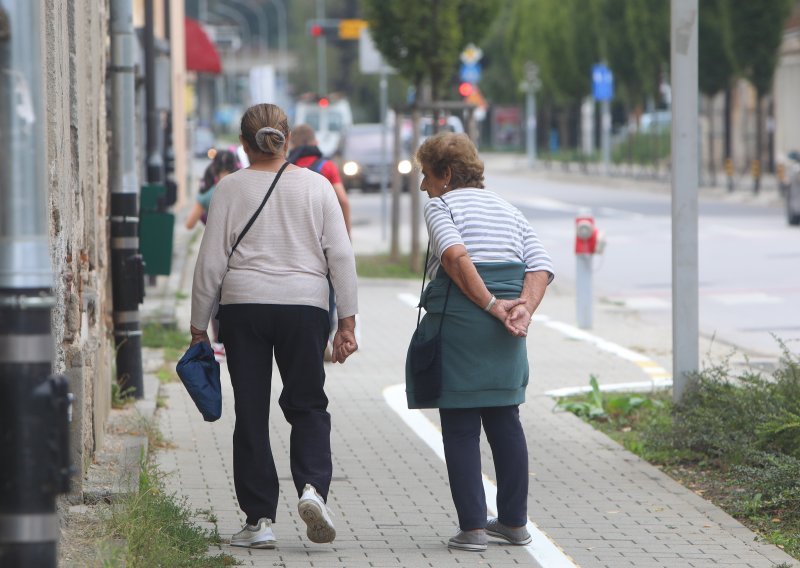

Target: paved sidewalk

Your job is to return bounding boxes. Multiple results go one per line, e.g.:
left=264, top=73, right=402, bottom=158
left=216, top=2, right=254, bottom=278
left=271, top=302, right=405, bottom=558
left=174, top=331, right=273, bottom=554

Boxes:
left=150, top=225, right=796, bottom=568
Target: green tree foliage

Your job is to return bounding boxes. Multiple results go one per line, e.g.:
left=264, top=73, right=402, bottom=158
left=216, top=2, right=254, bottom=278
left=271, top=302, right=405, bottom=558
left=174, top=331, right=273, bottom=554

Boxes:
left=362, top=0, right=499, bottom=101
left=624, top=0, right=669, bottom=100
left=698, top=0, right=735, bottom=97
left=729, top=0, right=794, bottom=97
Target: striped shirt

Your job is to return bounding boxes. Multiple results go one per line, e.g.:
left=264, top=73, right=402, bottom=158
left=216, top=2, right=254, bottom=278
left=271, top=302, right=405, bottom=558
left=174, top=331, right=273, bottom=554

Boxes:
left=424, top=188, right=554, bottom=282
left=190, top=167, right=357, bottom=331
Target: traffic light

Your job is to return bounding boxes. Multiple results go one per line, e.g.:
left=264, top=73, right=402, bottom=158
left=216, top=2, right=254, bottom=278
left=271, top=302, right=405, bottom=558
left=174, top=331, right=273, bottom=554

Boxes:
left=306, top=19, right=340, bottom=39
left=458, top=82, right=474, bottom=97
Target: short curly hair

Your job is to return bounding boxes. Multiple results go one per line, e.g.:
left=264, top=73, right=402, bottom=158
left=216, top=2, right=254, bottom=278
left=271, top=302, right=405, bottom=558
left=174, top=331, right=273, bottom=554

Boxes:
left=415, top=132, right=484, bottom=189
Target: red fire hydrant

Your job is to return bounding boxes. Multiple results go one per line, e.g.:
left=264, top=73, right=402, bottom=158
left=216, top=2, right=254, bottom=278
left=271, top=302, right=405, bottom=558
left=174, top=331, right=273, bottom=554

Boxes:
left=575, top=212, right=603, bottom=329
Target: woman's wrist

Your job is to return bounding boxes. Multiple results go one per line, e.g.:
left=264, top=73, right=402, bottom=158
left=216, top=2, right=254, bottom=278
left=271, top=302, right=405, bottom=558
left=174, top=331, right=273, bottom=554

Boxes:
left=482, top=295, right=497, bottom=312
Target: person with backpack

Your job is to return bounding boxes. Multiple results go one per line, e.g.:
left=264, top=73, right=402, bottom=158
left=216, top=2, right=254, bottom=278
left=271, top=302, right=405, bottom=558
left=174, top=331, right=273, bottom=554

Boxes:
left=287, top=124, right=351, bottom=237
left=288, top=124, right=353, bottom=360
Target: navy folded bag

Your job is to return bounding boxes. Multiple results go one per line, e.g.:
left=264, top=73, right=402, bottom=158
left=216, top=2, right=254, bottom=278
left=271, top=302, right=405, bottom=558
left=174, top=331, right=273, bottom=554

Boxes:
left=175, top=342, right=222, bottom=422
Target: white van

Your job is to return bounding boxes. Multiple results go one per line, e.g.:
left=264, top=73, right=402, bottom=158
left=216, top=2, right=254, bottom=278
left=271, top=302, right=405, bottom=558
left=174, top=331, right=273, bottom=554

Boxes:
left=294, top=96, right=353, bottom=158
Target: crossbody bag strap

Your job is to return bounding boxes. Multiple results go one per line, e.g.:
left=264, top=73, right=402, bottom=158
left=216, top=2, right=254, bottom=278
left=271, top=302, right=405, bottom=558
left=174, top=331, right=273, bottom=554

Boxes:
left=228, top=160, right=290, bottom=260
left=219, top=161, right=290, bottom=305
left=415, top=196, right=455, bottom=328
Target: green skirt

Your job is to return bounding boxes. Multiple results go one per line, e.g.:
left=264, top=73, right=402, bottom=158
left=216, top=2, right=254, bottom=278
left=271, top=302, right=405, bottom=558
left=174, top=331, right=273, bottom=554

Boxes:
left=405, top=262, right=529, bottom=409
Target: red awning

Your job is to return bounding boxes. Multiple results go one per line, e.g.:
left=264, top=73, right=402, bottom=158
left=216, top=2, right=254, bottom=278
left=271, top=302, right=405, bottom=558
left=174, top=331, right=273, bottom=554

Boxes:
left=185, top=17, right=222, bottom=74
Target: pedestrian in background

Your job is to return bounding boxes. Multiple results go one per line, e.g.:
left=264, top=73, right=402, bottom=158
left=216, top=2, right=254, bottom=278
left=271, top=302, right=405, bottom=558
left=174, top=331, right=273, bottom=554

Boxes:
left=190, top=103, right=358, bottom=549
left=186, top=149, right=240, bottom=230
left=288, top=123, right=353, bottom=360
left=186, top=149, right=239, bottom=360
left=407, top=132, right=553, bottom=552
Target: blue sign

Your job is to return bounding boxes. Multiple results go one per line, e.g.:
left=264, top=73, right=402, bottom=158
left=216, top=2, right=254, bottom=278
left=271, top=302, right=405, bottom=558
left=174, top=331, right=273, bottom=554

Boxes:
left=592, top=64, right=614, bottom=102
left=460, top=62, right=481, bottom=84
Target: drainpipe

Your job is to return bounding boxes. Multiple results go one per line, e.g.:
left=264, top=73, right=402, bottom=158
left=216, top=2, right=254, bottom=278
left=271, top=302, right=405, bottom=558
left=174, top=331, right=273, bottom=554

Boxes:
left=144, top=0, right=164, bottom=184
left=110, top=0, right=145, bottom=397
left=0, top=1, right=72, bottom=565
left=163, top=0, right=176, bottom=205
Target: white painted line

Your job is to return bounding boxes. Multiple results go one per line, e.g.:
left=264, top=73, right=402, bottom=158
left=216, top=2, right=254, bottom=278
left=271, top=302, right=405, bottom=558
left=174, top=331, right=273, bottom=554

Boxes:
left=709, top=292, right=782, bottom=306
left=383, top=384, right=580, bottom=568
left=616, top=297, right=671, bottom=310
left=532, top=314, right=652, bottom=362
left=531, top=314, right=673, bottom=397
left=398, top=293, right=421, bottom=309
left=545, top=378, right=673, bottom=398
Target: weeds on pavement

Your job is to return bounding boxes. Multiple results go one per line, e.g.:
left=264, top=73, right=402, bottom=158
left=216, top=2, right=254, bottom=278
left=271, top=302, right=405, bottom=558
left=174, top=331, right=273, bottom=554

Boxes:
left=142, top=323, right=190, bottom=361
left=557, top=344, right=800, bottom=560
left=104, top=459, right=236, bottom=567
left=356, top=254, right=421, bottom=279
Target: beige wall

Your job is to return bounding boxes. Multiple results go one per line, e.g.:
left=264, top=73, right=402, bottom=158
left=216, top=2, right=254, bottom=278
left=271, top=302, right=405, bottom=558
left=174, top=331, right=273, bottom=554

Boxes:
left=43, top=0, right=113, bottom=499
left=775, top=29, right=800, bottom=162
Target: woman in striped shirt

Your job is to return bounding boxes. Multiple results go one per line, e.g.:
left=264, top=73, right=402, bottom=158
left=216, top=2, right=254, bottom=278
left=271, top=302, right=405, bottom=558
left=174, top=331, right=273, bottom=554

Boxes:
left=406, top=132, right=554, bottom=552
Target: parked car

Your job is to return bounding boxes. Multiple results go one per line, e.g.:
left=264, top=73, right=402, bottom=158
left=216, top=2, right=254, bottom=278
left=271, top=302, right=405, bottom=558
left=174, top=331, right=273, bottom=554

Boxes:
left=294, top=95, right=353, bottom=158
left=193, top=126, right=216, bottom=158
left=786, top=151, right=800, bottom=226
left=339, top=123, right=411, bottom=193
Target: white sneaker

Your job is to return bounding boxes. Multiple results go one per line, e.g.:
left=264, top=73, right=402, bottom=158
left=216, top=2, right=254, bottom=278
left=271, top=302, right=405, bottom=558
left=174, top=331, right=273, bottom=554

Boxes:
left=230, top=517, right=277, bottom=549
left=297, top=484, right=336, bottom=543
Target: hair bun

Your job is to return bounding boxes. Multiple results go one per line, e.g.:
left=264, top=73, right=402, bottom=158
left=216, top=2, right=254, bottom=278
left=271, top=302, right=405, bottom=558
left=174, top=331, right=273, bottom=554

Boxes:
left=255, top=127, right=286, bottom=152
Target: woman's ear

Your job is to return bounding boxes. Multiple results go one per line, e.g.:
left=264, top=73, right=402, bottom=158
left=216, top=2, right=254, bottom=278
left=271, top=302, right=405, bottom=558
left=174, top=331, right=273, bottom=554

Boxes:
left=445, top=166, right=453, bottom=185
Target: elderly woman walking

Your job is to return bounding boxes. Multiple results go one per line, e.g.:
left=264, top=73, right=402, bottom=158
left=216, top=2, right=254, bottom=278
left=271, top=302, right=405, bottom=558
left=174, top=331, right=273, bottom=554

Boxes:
left=190, top=103, right=358, bottom=549
left=406, top=132, right=553, bottom=552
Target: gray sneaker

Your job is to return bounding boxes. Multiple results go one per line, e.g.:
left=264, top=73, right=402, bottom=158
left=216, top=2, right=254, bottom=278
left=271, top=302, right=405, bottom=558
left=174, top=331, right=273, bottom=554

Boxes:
left=298, top=484, right=336, bottom=543
left=447, top=529, right=488, bottom=552
left=230, top=517, right=277, bottom=549
left=486, top=518, right=532, bottom=545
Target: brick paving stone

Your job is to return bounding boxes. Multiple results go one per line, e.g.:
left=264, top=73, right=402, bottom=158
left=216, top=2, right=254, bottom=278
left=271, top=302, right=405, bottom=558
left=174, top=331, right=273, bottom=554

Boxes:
left=152, top=233, right=799, bottom=568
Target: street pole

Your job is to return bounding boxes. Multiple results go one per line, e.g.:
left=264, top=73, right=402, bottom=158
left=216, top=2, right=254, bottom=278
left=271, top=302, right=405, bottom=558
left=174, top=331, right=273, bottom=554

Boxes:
left=601, top=99, right=611, bottom=174
left=390, top=112, right=402, bottom=261
left=267, top=0, right=288, bottom=103
left=379, top=72, right=389, bottom=240
left=524, top=61, right=539, bottom=168
left=670, top=0, right=699, bottom=402
left=316, top=0, right=327, bottom=95
left=110, top=0, right=145, bottom=398
left=0, top=1, right=72, bottom=564
left=410, top=107, right=422, bottom=273
left=526, top=88, right=536, bottom=168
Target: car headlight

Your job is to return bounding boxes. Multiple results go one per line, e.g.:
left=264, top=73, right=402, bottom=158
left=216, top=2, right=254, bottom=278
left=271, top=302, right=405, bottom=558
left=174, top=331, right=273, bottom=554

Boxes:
left=397, top=159, right=412, bottom=175
left=343, top=161, right=359, bottom=176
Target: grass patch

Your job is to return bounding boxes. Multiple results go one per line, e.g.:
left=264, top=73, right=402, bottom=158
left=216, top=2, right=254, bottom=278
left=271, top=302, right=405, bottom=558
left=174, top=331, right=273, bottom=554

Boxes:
left=142, top=323, right=189, bottom=362
left=157, top=363, right=178, bottom=385
left=556, top=346, right=800, bottom=560
left=106, top=459, right=236, bottom=567
left=111, top=383, right=136, bottom=410
left=176, top=290, right=189, bottom=300
left=356, top=254, right=422, bottom=279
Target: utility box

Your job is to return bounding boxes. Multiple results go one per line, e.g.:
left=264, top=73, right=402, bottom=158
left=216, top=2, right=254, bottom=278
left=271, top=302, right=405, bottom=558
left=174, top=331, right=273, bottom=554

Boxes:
left=139, top=184, right=175, bottom=275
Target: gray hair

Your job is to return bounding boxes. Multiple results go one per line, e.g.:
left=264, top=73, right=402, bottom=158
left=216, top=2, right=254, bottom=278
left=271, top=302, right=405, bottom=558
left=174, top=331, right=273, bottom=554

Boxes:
left=255, top=127, right=286, bottom=153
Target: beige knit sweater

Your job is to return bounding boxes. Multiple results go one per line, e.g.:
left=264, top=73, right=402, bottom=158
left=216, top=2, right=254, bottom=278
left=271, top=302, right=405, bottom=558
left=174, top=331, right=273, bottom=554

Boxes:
left=190, top=167, right=358, bottom=331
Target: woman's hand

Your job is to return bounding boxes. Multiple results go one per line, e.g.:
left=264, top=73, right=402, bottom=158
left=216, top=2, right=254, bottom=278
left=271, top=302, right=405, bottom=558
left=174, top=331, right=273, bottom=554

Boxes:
left=488, top=298, right=527, bottom=335
left=190, top=325, right=211, bottom=346
left=332, top=316, right=358, bottom=363
left=505, top=304, right=532, bottom=337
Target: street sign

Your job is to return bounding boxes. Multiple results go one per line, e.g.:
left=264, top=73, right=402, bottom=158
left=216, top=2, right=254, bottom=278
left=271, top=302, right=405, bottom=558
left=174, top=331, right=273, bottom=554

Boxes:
left=339, top=19, right=368, bottom=40
left=459, top=62, right=481, bottom=84
left=460, top=43, right=483, bottom=64
left=592, top=63, right=614, bottom=101
left=358, top=27, right=395, bottom=75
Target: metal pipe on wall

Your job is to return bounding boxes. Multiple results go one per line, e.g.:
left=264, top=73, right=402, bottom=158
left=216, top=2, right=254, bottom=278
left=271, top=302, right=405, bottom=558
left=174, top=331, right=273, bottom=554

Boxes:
left=144, top=0, right=164, bottom=183
left=110, top=0, right=145, bottom=398
left=0, top=1, right=72, bottom=565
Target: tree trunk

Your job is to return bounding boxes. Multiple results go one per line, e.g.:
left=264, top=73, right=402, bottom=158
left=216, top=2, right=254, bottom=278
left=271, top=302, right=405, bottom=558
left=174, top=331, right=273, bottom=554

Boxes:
left=754, top=93, right=763, bottom=194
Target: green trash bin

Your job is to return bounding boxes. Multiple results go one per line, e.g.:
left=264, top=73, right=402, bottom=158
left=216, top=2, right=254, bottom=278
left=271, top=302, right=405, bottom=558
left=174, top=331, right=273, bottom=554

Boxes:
left=139, top=184, right=175, bottom=276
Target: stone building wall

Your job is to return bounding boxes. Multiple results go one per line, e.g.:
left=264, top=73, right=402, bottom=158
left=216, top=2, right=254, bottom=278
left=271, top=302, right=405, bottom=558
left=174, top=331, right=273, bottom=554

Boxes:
left=43, top=0, right=113, bottom=498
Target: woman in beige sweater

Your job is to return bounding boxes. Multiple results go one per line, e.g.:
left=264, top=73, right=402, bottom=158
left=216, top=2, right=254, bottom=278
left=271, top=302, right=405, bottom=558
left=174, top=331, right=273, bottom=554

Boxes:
left=189, top=103, right=358, bottom=549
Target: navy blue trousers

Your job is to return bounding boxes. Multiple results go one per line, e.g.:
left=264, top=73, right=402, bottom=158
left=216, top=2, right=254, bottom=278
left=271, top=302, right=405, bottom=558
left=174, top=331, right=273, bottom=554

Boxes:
left=219, top=303, right=331, bottom=525
left=439, top=406, right=529, bottom=530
